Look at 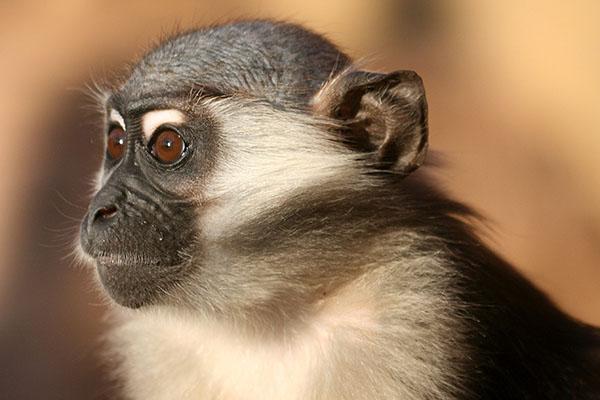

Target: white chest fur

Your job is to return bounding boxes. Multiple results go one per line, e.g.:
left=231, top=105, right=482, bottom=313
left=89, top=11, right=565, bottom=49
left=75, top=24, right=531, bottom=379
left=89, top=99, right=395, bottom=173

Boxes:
left=115, top=314, right=317, bottom=399
left=109, top=259, right=462, bottom=400
left=111, top=288, right=382, bottom=400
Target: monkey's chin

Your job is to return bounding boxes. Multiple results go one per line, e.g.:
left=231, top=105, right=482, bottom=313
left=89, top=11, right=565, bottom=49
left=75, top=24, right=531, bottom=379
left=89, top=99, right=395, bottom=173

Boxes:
left=95, top=258, right=182, bottom=309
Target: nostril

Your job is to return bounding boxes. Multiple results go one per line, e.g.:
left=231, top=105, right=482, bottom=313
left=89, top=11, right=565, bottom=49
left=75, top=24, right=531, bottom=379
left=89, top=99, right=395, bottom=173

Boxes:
left=93, top=205, right=118, bottom=223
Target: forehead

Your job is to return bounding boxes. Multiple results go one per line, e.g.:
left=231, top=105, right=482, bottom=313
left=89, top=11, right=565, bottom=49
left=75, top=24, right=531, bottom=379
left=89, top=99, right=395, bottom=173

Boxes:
left=103, top=20, right=350, bottom=135
left=105, top=82, right=225, bottom=123
left=106, top=89, right=192, bottom=115
left=113, top=21, right=349, bottom=109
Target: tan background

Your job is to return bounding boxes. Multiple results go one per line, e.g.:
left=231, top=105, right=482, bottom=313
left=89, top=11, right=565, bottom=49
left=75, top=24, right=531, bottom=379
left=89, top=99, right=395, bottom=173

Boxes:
left=0, top=1, right=598, bottom=398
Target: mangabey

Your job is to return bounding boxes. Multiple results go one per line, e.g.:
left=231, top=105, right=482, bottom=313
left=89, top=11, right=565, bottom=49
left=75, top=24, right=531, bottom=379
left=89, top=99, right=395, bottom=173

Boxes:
left=77, top=20, right=600, bottom=400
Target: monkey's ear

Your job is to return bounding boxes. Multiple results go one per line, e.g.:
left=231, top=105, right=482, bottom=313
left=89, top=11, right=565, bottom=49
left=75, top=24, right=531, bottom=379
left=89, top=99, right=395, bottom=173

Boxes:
left=312, top=70, right=428, bottom=174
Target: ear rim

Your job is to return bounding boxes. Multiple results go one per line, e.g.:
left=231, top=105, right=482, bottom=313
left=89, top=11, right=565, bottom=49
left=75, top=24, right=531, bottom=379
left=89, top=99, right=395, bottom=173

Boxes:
left=312, top=69, right=429, bottom=176
left=377, top=70, right=429, bottom=175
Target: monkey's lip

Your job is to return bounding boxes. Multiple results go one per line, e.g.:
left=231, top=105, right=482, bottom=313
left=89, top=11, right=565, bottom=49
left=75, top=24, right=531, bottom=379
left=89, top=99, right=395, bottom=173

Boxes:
left=94, top=254, right=161, bottom=268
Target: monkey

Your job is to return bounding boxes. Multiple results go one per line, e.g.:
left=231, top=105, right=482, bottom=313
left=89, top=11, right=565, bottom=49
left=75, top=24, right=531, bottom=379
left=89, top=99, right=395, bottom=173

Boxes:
left=77, top=20, right=600, bottom=399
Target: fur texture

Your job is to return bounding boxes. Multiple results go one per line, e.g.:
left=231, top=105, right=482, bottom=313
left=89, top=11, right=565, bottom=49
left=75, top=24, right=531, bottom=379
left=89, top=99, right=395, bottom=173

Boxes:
left=79, top=20, right=600, bottom=399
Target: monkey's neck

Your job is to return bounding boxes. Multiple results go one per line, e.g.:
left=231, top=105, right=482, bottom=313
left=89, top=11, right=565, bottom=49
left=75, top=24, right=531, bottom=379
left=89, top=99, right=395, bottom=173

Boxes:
left=111, top=248, right=465, bottom=400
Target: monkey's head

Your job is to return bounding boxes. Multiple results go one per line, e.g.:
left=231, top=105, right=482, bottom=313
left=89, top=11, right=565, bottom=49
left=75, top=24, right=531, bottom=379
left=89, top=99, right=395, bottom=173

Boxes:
left=79, top=21, right=428, bottom=314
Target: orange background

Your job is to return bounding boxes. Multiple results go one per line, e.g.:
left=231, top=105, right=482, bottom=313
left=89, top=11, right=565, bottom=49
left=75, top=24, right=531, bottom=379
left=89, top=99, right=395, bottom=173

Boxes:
left=0, top=1, right=598, bottom=398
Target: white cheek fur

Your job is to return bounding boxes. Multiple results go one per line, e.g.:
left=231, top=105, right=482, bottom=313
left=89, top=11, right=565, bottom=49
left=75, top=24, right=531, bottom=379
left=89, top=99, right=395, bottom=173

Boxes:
left=141, top=109, right=186, bottom=141
left=199, top=98, right=362, bottom=240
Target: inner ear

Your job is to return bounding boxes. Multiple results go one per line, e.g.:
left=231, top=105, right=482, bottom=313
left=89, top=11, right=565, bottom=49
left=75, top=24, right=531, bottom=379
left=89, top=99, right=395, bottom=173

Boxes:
left=312, top=70, right=428, bottom=175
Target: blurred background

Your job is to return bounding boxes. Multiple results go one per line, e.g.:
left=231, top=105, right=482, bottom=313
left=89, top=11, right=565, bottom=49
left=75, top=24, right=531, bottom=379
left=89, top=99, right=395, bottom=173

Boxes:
left=0, top=1, right=598, bottom=398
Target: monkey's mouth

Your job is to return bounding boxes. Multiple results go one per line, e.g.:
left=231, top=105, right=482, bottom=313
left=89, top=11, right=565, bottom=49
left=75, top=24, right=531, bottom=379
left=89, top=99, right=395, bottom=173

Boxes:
left=94, top=254, right=162, bottom=268
left=79, top=221, right=195, bottom=308
left=90, top=251, right=192, bottom=309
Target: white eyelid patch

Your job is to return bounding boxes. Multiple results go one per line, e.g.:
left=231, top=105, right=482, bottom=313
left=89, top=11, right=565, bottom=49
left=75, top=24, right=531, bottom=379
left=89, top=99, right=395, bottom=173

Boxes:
left=109, top=109, right=126, bottom=129
left=141, top=109, right=186, bottom=141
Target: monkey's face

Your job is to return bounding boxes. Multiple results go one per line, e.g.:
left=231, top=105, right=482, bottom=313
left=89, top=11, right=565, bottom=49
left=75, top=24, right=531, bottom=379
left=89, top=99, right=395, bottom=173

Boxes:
left=79, top=97, right=221, bottom=308
left=79, top=43, right=428, bottom=311
left=79, top=91, right=354, bottom=310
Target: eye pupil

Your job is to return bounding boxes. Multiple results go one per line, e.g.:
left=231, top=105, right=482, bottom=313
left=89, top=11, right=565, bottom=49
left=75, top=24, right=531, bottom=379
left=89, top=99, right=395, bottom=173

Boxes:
left=107, top=128, right=126, bottom=160
left=152, top=130, right=185, bottom=164
left=161, top=138, right=173, bottom=149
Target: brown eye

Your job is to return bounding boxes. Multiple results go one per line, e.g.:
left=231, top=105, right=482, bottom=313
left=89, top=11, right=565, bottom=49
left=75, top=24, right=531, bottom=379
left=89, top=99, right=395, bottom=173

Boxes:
left=107, top=127, right=126, bottom=160
left=151, top=129, right=186, bottom=164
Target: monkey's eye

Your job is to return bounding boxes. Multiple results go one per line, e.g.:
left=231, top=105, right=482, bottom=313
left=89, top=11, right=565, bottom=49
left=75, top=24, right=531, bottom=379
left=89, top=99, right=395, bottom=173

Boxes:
left=107, top=127, right=126, bottom=160
left=150, top=129, right=186, bottom=164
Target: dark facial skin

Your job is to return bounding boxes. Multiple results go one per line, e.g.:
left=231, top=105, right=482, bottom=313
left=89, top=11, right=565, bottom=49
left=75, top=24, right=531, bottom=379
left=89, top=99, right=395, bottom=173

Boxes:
left=79, top=95, right=218, bottom=308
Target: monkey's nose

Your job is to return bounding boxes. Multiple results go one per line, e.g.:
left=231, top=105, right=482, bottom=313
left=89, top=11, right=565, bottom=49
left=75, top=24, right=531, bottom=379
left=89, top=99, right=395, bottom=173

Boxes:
left=81, top=203, right=120, bottom=249
left=81, top=187, right=125, bottom=250
left=92, top=205, right=119, bottom=224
